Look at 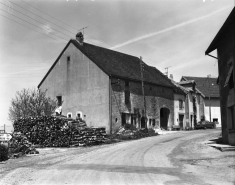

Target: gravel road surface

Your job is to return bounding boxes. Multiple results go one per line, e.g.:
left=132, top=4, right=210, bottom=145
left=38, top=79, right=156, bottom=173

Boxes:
left=0, top=129, right=234, bottom=185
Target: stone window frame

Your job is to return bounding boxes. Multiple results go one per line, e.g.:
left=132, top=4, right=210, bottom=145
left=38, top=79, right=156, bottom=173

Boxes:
left=67, top=112, right=72, bottom=118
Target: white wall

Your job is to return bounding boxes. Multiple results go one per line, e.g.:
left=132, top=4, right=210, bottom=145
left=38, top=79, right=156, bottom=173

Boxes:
left=174, top=94, right=185, bottom=127
left=204, top=99, right=221, bottom=127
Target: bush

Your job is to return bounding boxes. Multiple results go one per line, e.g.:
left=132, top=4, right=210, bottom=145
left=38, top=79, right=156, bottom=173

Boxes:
left=0, top=144, right=9, bottom=161
left=123, top=124, right=137, bottom=131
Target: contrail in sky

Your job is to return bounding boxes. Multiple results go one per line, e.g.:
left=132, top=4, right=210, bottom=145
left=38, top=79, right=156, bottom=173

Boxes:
left=110, top=6, right=231, bottom=49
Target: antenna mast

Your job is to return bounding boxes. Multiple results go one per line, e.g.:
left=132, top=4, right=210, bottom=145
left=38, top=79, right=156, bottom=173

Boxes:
left=78, top=26, right=89, bottom=36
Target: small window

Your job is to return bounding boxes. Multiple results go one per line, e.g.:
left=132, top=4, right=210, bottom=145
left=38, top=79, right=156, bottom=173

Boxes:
left=67, top=56, right=70, bottom=62
left=125, top=90, right=130, bottom=104
left=56, top=96, right=62, bottom=106
left=76, top=111, right=83, bottom=119
left=149, top=119, right=152, bottom=126
left=125, top=81, right=129, bottom=87
left=152, top=119, right=156, bottom=127
left=179, top=100, right=184, bottom=109
left=67, top=112, right=72, bottom=118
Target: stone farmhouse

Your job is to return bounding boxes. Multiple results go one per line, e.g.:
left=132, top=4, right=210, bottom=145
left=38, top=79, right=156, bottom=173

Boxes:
left=38, top=33, right=181, bottom=133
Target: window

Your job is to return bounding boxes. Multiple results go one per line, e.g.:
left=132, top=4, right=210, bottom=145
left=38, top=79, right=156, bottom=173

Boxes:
left=125, top=90, right=130, bottom=104
left=124, top=80, right=130, bottom=104
left=67, top=56, right=70, bottom=62
left=67, top=112, right=72, bottom=118
left=56, top=96, right=62, bottom=106
left=179, top=100, right=184, bottom=110
left=76, top=111, right=83, bottom=119
left=149, top=119, right=152, bottom=127
left=152, top=119, right=156, bottom=127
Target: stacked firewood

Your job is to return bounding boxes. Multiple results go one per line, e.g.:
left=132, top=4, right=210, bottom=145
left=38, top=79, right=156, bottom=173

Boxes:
left=13, top=116, right=106, bottom=147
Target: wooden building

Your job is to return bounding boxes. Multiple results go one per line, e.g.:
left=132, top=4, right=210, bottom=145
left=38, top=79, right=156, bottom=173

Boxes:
left=205, top=7, right=235, bottom=145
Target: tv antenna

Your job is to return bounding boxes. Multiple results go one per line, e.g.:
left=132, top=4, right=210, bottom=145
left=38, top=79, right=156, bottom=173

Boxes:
left=78, top=26, right=89, bottom=35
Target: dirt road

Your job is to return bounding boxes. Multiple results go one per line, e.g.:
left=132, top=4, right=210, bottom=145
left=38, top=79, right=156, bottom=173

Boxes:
left=0, top=129, right=234, bottom=185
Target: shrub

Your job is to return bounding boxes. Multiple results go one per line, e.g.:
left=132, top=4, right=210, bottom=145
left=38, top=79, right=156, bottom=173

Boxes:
left=0, top=144, right=9, bottom=161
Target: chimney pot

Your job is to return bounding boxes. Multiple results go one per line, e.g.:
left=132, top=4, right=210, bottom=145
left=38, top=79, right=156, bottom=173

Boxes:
left=76, top=32, right=84, bottom=45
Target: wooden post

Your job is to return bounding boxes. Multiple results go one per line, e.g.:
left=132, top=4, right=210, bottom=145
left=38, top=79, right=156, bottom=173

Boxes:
left=140, top=56, right=147, bottom=128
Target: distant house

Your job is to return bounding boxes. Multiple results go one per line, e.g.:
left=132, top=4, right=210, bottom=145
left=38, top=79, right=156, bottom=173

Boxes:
left=181, top=76, right=221, bottom=127
left=38, top=33, right=177, bottom=133
left=176, top=80, right=205, bottom=129
left=171, top=81, right=187, bottom=129
left=205, top=7, right=235, bottom=146
left=0, top=133, right=12, bottom=142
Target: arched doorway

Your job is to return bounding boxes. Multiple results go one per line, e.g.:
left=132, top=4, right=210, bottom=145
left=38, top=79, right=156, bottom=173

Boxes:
left=160, top=108, right=170, bottom=130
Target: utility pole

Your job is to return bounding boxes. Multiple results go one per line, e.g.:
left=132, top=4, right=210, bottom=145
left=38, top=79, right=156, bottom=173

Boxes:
left=4, top=124, right=5, bottom=133
left=207, top=75, right=212, bottom=123
left=165, top=66, right=171, bottom=77
left=140, top=56, right=147, bottom=128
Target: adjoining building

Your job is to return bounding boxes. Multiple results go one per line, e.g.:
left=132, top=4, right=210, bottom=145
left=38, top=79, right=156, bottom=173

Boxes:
left=177, top=80, right=205, bottom=129
left=181, top=76, right=221, bottom=127
left=38, top=33, right=178, bottom=133
left=205, top=7, right=235, bottom=145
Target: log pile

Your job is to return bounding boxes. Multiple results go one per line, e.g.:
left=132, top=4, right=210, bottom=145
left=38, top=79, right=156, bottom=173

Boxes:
left=13, top=116, right=106, bottom=147
left=115, top=124, right=157, bottom=140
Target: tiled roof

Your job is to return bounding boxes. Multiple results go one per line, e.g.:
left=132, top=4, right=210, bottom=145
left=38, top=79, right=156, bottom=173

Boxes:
left=205, top=7, right=235, bottom=54
left=181, top=76, right=220, bottom=98
left=38, top=40, right=175, bottom=88
left=71, top=40, right=175, bottom=88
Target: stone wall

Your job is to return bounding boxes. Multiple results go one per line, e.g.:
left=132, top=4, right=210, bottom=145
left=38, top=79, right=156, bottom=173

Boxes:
left=110, top=78, right=174, bottom=133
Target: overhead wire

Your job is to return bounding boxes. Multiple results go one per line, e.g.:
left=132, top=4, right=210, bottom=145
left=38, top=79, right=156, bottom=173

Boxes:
left=6, top=1, right=76, bottom=35
left=0, top=2, right=74, bottom=39
left=0, top=12, right=68, bottom=43
left=3, top=1, right=118, bottom=49
left=21, top=0, right=78, bottom=31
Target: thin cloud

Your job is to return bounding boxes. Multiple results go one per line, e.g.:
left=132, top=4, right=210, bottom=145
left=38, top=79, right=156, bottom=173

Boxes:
left=3, top=66, right=48, bottom=76
left=41, top=24, right=53, bottom=34
left=110, top=6, right=231, bottom=49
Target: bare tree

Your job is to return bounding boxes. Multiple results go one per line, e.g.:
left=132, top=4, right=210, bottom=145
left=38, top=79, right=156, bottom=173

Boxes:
left=9, top=88, right=57, bottom=122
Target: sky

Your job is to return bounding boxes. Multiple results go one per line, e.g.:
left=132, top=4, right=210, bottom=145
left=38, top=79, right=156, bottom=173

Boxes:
left=0, top=0, right=234, bottom=132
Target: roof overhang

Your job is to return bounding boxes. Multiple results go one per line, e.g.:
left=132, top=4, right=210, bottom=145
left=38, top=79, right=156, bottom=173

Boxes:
left=205, top=7, right=235, bottom=55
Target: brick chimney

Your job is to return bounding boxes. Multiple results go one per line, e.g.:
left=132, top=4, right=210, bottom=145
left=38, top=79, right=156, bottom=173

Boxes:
left=76, top=32, right=84, bottom=45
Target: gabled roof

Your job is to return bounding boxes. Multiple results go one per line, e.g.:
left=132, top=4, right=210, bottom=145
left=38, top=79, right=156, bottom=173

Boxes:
left=181, top=76, right=219, bottom=98
left=38, top=39, right=175, bottom=89
left=177, top=80, right=205, bottom=97
left=170, top=80, right=188, bottom=95
left=205, top=7, right=235, bottom=54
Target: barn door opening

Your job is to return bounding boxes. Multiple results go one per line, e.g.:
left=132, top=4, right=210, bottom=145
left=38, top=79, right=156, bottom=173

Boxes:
left=179, top=114, right=184, bottom=129
left=160, top=108, right=170, bottom=130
